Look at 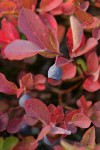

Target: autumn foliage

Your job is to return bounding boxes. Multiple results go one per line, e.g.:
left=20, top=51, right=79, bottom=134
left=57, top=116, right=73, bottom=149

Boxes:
left=0, top=0, right=100, bottom=150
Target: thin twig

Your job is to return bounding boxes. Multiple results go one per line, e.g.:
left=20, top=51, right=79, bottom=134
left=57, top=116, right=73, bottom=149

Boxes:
left=51, top=81, right=82, bottom=95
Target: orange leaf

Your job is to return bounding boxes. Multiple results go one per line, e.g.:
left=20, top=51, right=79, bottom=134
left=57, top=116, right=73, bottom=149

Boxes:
left=74, top=6, right=94, bottom=25
left=0, top=0, right=16, bottom=17
left=20, top=0, right=37, bottom=9
left=81, top=126, right=95, bottom=149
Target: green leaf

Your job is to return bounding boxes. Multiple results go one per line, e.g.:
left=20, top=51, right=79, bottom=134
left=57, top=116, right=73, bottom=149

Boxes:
left=0, top=138, right=4, bottom=149
left=3, top=136, right=19, bottom=150
left=76, top=58, right=87, bottom=74
left=60, top=140, right=74, bottom=150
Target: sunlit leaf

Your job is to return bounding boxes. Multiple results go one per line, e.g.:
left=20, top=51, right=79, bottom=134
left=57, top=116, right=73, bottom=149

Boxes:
left=74, top=6, right=94, bottom=25
left=3, top=136, right=19, bottom=150
left=80, top=126, right=95, bottom=149
left=3, top=39, right=45, bottom=60
left=18, top=8, right=59, bottom=58
left=40, top=0, right=63, bottom=12
left=70, top=15, right=83, bottom=52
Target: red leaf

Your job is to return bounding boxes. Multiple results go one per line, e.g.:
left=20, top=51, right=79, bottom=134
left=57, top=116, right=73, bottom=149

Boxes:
left=0, top=72, right=17, bottom=95
left=3, top=39, right=45, bottom=60
left=48, top=78, right=62, bottom=86
left=95, top=145, right=100, bottom=150
left=7, top=117, right=24, bottom=133
left=50, top=106, right=64, bottom=124
left=13, top=136, right=38, bottom=150
left=36, top=125, right=50, bottom=142
left=50, top=126, right=71, bottom=135
left=0, top=0, right=16, bottom=17
left=95, top=1, right=100, bottom=8
left=17, top=73, right=34, bottom=97
left=34, top=84, right=45, bottom=91
left=30, top=125, right=50, bottom=149
left=0, top=112, right=9, bottom=132
left=18, top=8, right=59, bottom=57
left=92, top=27, right=100, bottom=40
left=66, top=27, right=85, bottom=57
left=67, top=123, right=77, bottom=134
left=40, top=0, right=63, bottom=12
left=0, top=18, right=19, bottom=45
left=0, top=100, right=9, bottom=112
left=74, top=6, right=94, bottom=25
left=83, top=78, right=100, bottom=92
left=51, top=0, right=74, bottom=16
left=61, top=63, right=76, bottom=80
left=38, top=15, right=58, bottom=58
left=91, top=111, right=100, bottom=127
left=77, top=97, right=92, bottom=110
left=76, top=95, right=88, bottom=116
left=55, top=56, right=70, bottom=67
left=79, top=1, right=89, bottom=11
left=76, top=38, right=98, bottom=57
left=61, top=0, right=74, bottom=15
left=34, top=74, right=46, bottom=85
left=65, top=109, right=83, bottom=123
left=83, top=17, right=100, bottom=30
left=48, top=104, right=56, bottom=112
left=92, top=101, right=100, bottom=111
left=54, top=145, right=63, bottom=150
left=71, top=113, right=91, bottom=128
left=40, top=13, right=57, bottom=31
left=70, top=15, right=83, bottom=52
left=19, top=73, right=34, bottom=90
left=80, top=126, right=95, bottom=149
left=86, top=51, right=99, bottom=74
left=65, top=108, right=91, bottom=129
left=19, top=0, right=38, bottom=9
left=24, top=99, right=50, bottom=125
left=24, top=114, right=38, bottom=126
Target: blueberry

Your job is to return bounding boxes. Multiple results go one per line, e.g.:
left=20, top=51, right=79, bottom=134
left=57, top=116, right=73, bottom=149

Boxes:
left=19, top=94, right=31, bottom=108
left=43, top=136, right=56, bottom=146
left=19, top=124, right=31, bottom=135
left=48, top=64, right=62, bottom=80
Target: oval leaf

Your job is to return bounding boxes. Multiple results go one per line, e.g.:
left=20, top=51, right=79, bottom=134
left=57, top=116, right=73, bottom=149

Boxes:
left=70, top=15, right=83, bottom=52
left=0, top=73, right=17, bottom=95
left=3, top=136, right=19, bottom=150
left=40, top=0, right=63, bottom=12
left=7, top=117, right=24, bottom=133
left=24, top=99, right=50, bottom=125
left=0, top=113, right=9, bottom=132
left=18, top=8, right=59, bottom=54
left=3, top=39, right=45, bottom=60
left=71, top=113, right=91, bottom=128
left=81, top=126, right=95, bottom=149
left=74, top=6, right=94, bottom=25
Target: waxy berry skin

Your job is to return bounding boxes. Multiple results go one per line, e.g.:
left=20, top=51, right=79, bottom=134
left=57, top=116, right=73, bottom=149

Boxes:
left=19, top=94, right=31, bottom=108
left=48, top=64, right=62, bottom=80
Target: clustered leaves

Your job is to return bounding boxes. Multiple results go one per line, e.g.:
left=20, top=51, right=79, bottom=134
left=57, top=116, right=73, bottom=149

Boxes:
left=0, top=0, right=100, bottom=150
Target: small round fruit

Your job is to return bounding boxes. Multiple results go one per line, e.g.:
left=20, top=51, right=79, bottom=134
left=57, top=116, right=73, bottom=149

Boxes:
left=19, top=94, right=31, bottom=108
left=48, top=64, right=62, bottom=80
left=19, top=124, right=31, bottom=135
